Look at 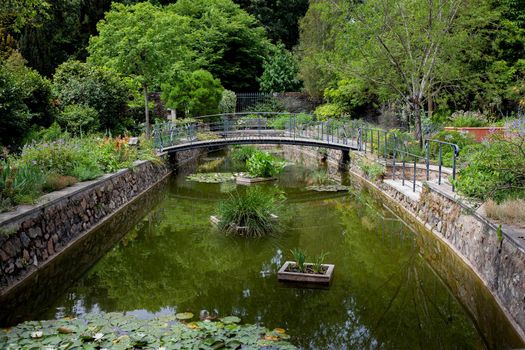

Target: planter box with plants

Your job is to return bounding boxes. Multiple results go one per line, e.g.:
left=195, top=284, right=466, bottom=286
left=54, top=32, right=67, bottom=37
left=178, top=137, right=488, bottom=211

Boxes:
left=231, top=147, right=284, bottom=184
left=278, top=249, right=334, bottom=285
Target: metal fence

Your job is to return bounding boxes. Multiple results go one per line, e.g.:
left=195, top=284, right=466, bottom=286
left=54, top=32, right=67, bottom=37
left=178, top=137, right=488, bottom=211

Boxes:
left=235, top=93, right=274, bottom=112
left=151, top=112, right=460, bottom=193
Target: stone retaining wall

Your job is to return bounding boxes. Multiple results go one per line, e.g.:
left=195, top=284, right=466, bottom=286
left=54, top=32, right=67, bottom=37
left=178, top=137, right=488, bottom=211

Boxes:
left=0, top=160, right=170, bottom=291
left=280, top=144, right=525, bottom=344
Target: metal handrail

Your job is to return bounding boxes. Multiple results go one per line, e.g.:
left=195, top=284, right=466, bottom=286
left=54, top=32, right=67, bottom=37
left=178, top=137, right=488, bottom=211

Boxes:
left=150, top=115, right=460, bottom=193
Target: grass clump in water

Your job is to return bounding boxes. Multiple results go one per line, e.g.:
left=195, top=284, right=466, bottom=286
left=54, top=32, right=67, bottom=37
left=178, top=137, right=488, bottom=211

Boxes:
left=217, top=187, right=283, bottom=237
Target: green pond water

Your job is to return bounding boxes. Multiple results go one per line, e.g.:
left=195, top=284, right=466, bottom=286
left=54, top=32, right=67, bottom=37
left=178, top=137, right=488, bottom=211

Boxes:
left=30, top=152, right=498, bottom=349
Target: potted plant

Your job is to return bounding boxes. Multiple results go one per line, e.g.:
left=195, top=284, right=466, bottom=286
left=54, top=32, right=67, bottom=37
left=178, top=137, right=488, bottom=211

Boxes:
left=278, top=249, right=334, bottom=285
left=444, top=111, right=505, bottom=141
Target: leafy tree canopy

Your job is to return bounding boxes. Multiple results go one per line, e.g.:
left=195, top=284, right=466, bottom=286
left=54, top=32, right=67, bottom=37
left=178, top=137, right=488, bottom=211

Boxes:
left=170, top=0, right=271, bottom=91
left=259, top=44, right=302, bottom=93
left=161, top=68, right=224, bottom=117
left=53, top=60, right=133, bottom=134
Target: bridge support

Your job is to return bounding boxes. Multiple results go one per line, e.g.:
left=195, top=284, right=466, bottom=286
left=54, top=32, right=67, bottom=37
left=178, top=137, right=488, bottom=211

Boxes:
left=339, top=150, right=351, bottom=171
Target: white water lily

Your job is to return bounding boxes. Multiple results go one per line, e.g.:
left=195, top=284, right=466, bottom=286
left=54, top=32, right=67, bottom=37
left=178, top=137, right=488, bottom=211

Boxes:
left=94, top=332, right=104, bottom=341
left=158, top=347, right=166, bottom=350
left=30, top=331, right=43, bottom=338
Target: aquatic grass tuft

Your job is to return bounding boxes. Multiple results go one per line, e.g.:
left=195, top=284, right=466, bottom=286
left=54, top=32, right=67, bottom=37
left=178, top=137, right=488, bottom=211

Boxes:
left=290, top=248, right=307, bottom=272
left=217, top=187, right=283, bottom=237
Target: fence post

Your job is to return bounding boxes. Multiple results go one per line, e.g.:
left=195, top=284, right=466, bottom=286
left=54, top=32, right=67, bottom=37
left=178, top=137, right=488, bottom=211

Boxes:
left=438, top=144, right=443, bottom=185
left=425, top=140, right=430, bottom=181
left=392, top=134, right=397, bottom=180
left=413, top=157, right=417, bottom=192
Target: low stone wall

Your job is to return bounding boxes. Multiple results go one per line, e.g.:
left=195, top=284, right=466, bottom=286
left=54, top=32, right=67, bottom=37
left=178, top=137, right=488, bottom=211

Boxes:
left=0, top=160, right=170, bottom=291
left=280, top=144, right=525, bottom=344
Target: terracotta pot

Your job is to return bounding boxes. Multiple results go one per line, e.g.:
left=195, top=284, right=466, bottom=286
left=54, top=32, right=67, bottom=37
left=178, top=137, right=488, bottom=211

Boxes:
left=444, top=127, right=505, bottom=142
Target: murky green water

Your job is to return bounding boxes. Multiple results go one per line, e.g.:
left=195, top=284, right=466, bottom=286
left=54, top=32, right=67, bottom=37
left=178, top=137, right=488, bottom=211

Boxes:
left=34, top=152, right=491, bottom=349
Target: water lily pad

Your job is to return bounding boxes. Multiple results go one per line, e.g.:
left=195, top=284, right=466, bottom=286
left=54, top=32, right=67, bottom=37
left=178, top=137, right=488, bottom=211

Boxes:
left=175, top=312, right=194, bottom=320
left=186, top=173, right=235, bottom=183
left=221, top=316, right=241, bottom=324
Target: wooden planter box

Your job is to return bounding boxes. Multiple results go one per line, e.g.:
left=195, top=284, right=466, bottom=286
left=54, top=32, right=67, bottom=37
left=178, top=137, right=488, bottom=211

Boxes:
left=278, top=261, right=335, bottom=285
left=235, top=175, right=276, bottom=185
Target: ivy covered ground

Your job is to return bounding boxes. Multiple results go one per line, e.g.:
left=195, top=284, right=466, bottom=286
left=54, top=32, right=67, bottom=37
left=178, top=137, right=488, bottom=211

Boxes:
left=0, top=312, right=295, bottom=350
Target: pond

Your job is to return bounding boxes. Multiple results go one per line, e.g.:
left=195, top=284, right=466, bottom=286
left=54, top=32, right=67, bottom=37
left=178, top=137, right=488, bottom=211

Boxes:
left=9, top=150, right=519, bottom=349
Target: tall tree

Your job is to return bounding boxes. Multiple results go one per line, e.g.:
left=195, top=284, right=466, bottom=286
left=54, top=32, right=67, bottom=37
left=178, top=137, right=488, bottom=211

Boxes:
left=234, top=0, right=309, bottom=48
left=87, top=2, right=195, bottom=136
left=171, top=0, right=271, bottom=91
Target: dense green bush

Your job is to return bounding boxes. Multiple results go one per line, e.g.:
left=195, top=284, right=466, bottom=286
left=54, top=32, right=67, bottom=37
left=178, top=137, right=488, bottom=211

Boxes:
left=162, top=69, right=224, bottom=117
left=251, top=97, right=286, bottom=112
left=246, top=151, right=285, bottom=178
left=259, top=43, right=302, bottom=93
left=448, top=111, right=488, bottom=127
left=217, top=187, right=284, bottom=237
left=455, top=134, right=525, bottom=202
left=53, top=60, right=133, bottom=134
left=268, top=113, right=312, bottom=129
left=231, top=146, right=258, bottom=163
left=314, top=103, right=344, bottom=120
left=428, top=130, right=476, bottom=167
left=57, top=104, right=99, bottom=135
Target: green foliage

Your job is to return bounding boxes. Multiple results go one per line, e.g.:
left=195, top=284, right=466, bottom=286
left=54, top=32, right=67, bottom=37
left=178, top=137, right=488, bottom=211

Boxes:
left=219, top=89, right=237, bottom=114
left=246, top=151, right=284, bottom=178
left=231, top=146, right=258, bottom=163
left=217, top=187, right=283, bottom=237
left=0, top=0, right=50, bottom=33
left=0, top=54, right=55, bottom=148
left=171, top=0, right=271, bottom=91
left=0, top=160, right=46, bottom=211
left=268, top=113, right=312, bottom=130
left=358, top=159, right=385, bottom=182
left=290, top=248, right=307, bottom=272
left=57, top=104, right=99, bottom=135
left=449, top=111, right=488, bottom=127
left=314, top=103, right=344, bottom=120
left=308, top=169, right=333, bottom=186
left=161, top=69, right=223, bottom=117
left=312, top=252, right=329, bottom=274
left=454, top=133, right=525, bottom=202
left=429, top=130, right=476, bottom=167
left=0, top=312, right=296, bottom=349
left=235, top=0, right=308, bottom=48
left=252, top=97, right=286, bottom=112
left=0, top=133, right=159, bottom=210
left=53, top=60, right=133, bottom=134
left=259, top=44, right=302, bottom=93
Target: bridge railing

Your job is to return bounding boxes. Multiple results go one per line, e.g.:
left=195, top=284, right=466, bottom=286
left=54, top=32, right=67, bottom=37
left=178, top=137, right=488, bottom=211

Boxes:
left=151, top=113, right=460, bottom=193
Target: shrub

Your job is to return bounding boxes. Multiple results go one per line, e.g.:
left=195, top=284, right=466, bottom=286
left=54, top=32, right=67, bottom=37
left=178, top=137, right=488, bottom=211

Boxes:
left=449, top=111, right=488, bottom=127
left=219, top=89, right=237, bottom=114
left=246, top=151, right=284, bottom=178
left=358, top=159, right=385, bottom=181
left=57, top=104, right=100, bottom=135
left=251, top=97, right=286, bottom=112
left=454, top=134, right=525, bottom=202
left=217, top=187, right=283, bottom=237
left=259, top=44, right=302, bottom=93
left=0, top=161, right=46, bottom=210
left=314, top=103, right=343, bottom=120
left=268, top=113, right=312, bottom=130
left=43, top=172, right=77, bottom=192
left=428, top=130, right=476, bottom=167
left=231, top=146, right=258, bottom=163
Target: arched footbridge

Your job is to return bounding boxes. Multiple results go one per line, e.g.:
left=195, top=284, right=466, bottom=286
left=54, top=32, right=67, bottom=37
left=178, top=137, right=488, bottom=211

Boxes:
left=152, top=112, right=460, bottom=192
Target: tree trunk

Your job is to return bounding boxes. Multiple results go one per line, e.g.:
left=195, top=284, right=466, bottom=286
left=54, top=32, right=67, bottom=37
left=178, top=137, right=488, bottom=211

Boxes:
left=427, top=88, right=433, bottom=119
left=413, top=101, right=423, bottom=148
left=143, top=84, right=150, bottom=138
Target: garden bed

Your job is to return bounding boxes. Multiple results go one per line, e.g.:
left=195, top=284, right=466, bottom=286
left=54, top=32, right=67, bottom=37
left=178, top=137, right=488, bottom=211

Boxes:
left=278, top=261, right=335, bottom=285
left=210, top=214, right=278, bottom=235
left=235, top=173, right=276, bottom=185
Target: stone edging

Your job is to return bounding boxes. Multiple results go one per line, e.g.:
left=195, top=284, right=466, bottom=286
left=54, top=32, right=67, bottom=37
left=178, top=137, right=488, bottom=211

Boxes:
left=0, top=160, right=170, bottom=291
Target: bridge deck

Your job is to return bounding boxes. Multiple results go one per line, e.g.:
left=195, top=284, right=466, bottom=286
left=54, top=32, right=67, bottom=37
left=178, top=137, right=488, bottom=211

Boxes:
left=160, top=136, right=359, bottom=153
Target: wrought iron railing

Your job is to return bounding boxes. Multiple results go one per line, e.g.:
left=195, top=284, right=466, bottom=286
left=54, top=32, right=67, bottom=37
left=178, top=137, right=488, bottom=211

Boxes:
left=151, top=112, right=460, bottom=192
